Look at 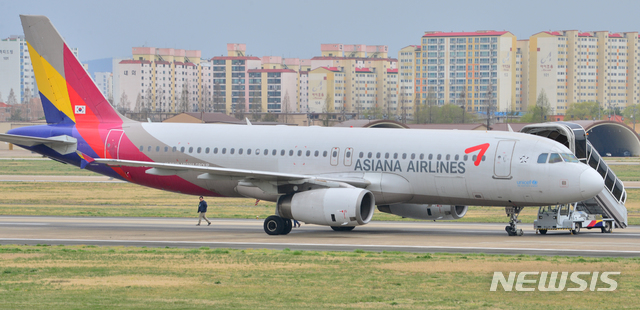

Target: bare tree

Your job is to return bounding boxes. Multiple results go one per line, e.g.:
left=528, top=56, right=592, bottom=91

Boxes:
left=250, top=88, right=261, bottom=121
left=282, top=91, right=291, bottom=124
left=144, top=86, right=153, bottom=112
left=399, top=87, right=407, bottom=124
left=486, top=81, right=494, bottom=129
left=179, top=81, right=189, bottom=113
left=427, top=86, right=437, bottom=124
left=414, top=92, right=422, bottom=124
left=458, top=86, right=467, bottom=123
left=7, top=88, right=17, bottom=105
left=119, top=92, right=130, bottom=112
left=135, top=93, right=143, bottom=113
left=213, top=82, right=223, bottom=113
left=234, top=89, right=245, bottom=120
left=323, top=93, right=334, bottom=126
left=202, top=86, right=212, bottom=112
left=0, top=91, right=3, bottom=103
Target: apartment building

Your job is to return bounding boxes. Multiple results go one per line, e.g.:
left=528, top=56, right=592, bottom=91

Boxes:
left=416, top=31, right=517, bottom=114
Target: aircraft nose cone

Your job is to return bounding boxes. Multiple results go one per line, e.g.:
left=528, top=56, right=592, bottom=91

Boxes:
left=580, top=168, right=604, bottom=199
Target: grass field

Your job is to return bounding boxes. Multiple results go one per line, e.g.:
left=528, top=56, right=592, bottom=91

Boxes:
left=1, top=245, right=638, bottom=309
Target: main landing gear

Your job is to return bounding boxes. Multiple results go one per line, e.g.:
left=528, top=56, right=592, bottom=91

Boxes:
left=505, top=206, right=524, bottom=236
left=263, top=215, right=292, bottom=235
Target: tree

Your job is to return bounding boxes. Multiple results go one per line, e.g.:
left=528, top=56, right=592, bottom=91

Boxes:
left=458, top=87, right=467, bottom=123
left=564, top=101, right=601, bottom=121
left=179, top=81, right=190, bottom=113
left=282, top=91, right=291, bottom=124
left=399, top=87, right=407, bottom=124
left=9, top=106, right=22, bottom=121
left=520, top=89, right=551, bottom=123
left=213, top=82, right=223, bottom=113
left=413, top=92, right=422, bottom=124
left=119, top=92, right=130, bottom=112
left=22, top=87, right=32, bottom=105
left=623, top=104, right=640, bottom=131
left=0, top=91, right=3, bottom=103
left=426, top=86, right=437, bottom=123
left=234, top=89, right=245, bottom=120
left=135, top=93, right=143, bottom=113
left=144, top=86, right=153, bottom=112
left=485, top=81, right=494, bottom=129
left=202, top=86, right=212, bottom=112
left=250, top=89, right=261, bottom=121
left=7, top=88, right=18, bottom=105
left=323, top=93, right=334, bottom=126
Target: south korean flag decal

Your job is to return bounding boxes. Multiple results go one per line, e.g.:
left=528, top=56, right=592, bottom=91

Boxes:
left=74, top=105, right=86, bottom=114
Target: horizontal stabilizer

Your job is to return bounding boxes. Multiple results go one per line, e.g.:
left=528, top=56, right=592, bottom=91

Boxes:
left=0, top=133, right=77, bottom=155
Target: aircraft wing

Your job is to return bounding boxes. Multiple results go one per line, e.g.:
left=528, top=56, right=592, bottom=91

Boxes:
left=0, top=133, right=77, bottom=155
left=93, top=158, right=371, bottom=190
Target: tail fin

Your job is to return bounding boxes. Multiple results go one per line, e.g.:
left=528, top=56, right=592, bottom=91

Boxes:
left=20, top=15, right=127, bottom=125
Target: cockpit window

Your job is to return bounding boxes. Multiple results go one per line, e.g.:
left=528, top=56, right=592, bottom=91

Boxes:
left=561, top=153, right=580, bottom=163
left=537, top=153, right=548, bottom=163
left=548, top=153, right=563, bottom=163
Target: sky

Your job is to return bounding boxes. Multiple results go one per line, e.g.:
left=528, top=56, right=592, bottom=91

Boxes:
left=2, top=0, right=640, bottom=62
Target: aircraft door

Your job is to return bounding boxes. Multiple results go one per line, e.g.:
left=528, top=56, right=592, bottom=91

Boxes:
left=494, top=140, right=516, bottom=179
left=344, top=147, right=353, bottom=166
left=330, top=147, right=340, bottom=166
left=105, top=129, right=125, bottom=159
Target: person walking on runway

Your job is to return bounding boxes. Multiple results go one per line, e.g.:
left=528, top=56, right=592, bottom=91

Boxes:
left=196, top=196, right=211, bottom=226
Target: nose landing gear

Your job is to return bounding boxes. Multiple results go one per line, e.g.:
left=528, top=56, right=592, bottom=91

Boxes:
left=505, top=206, right=524, bottom=236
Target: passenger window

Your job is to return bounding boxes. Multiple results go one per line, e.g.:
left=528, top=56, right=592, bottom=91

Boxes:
left=359, top=152, right=364, bottom=158
left=238, top=148, right=243, bottom=155
left=164, top=146, right=169, bottom=152
left=323, top=151, right=328, bottom=157
left=272, top=149, right=277, bottom=156
left=482, top=156, right=486, bottom=161
left=230, top=148, right=235, bottom=155
left=446, top=154, right=450, bottom=160
left=289, top=150, right=294, bottom=156
left=139, top=146, right=143, bottom=151
left=172, top=146, right=177, bottom=152
left=345, top=150, right=349, bottom=157
left=385, top=153, right=389, bottom=159
left=247, top=149, right=252, bottom=155
left=402, top=153, right=407, bottom=159
left=437, top=154, right=441, bottom=160
left=213, top=147, right=218, bottom=154
left=148, top=146, right=152, bottom=152
left=419, top=154, right=424, bottom=160
left=181, top=147, right=185, bottom=153
left=376, top=152, right=381, bottom=159
left=463, top=155, right=468, bottom=161
left=189, top=147, right=193, bottom=153
left=315, top=151, right=319, bottom=157
left=197, top=147, right=201, bottom=154
left=393, top=153, right=398, bottom=159
left=281, top=150, right=285, bottom=156
left=156, top=146, right=160, bottom=152
left=549, top=153, right=563, bottom=163
left=264, top=149, right=269, bottom=156
left=411, top=153, right=415, bottom=160
left=306, top=150, right=311, bottom=157
left=222, top=148, right=226, bottom=154
left=297, top=150, right=302, bottom=156
left=537, top=153, right=548, bottom=163
left=454, top=154, right=459, bottom=161
left=429, top=154, right=433, bottom=160
left=368, top=152, right=372, bottom=159
left=205, top=147, right=209, bottom=154
left=472, top=155, right=477, bottom=162
left=332, top=150, right=338, bottom=157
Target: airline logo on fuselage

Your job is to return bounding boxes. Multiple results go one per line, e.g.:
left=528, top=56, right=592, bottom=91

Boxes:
left=352, top=143, right=490, bottom=174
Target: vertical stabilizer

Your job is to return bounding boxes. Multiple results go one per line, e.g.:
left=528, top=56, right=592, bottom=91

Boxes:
left=20, top=15, right=128, bottom=124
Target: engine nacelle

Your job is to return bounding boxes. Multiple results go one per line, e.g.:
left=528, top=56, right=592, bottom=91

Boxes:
left=278, top=188, right=375, bottom=226
left=377, top=204, right=467, bottom=221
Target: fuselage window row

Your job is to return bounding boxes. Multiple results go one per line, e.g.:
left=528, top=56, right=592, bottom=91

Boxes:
left=137, top=146, right=484, bottom=163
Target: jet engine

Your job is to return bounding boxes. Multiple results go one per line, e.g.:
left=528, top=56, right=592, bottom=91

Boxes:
left=278, top=188, right=375, bottom=226
left=377, top=204, right=468, bottom=221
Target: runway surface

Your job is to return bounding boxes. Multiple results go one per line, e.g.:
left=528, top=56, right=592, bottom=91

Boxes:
left=1, top=216, right=639, bottom=257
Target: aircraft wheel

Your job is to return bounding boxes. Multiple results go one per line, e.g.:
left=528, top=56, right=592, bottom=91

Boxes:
left=264, top=216, right=285, bottom=235
left=516, top=229, right=523, bottom=236
left=571, top=223, right=581, bottom=235
left=601, top=222, right=612, bottom=233
left=331, top=226, right=355, bottom=232
left=539, top=229, right=547, bottom=235
left=281, top=219, right=293, bottom=235
left=505, top=226, right=516, bottom=236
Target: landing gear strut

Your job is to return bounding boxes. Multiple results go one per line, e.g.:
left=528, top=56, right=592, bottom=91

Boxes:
left=263, top=215, right=292, bottom=235
left=505, top=206, right=524, bottom=236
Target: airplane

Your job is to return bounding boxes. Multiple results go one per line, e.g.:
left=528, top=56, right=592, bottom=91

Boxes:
left=0, top=15, right=604, bottom=236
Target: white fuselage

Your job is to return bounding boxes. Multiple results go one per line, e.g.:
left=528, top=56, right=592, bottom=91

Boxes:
left=117, top=123, right=602, bottom=207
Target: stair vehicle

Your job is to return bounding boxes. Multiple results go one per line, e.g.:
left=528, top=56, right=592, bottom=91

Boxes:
left=534, top=203, right=614, bottom=235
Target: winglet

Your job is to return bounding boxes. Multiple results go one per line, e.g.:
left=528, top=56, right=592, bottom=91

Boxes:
left=245, top=118, right=252, bottom=126
left=76, top=151, right=95, bottom=169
